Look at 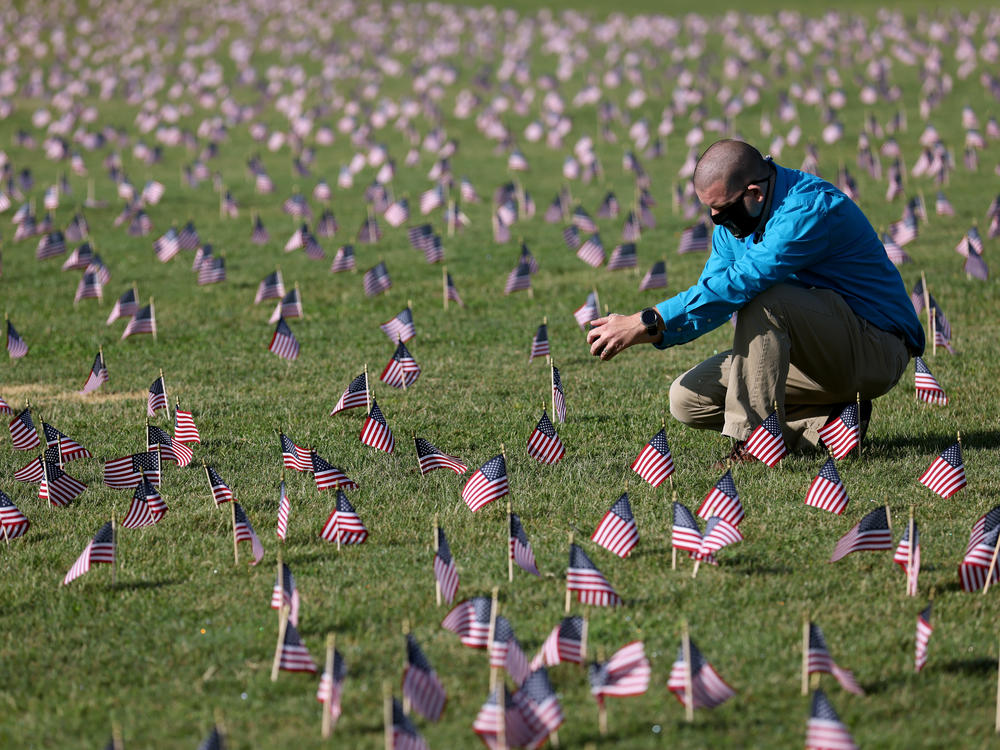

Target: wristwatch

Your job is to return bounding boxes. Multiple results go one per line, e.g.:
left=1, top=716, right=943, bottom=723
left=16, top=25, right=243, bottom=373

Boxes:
left=640, top=307, right=663, bottom=337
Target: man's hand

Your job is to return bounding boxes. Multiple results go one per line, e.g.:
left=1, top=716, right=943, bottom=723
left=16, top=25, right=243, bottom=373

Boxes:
left=587, top=312, right=660, bottom=361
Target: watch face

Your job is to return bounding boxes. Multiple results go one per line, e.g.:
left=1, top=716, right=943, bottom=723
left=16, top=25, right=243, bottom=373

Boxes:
left=641, top=308, right=657, bottom=327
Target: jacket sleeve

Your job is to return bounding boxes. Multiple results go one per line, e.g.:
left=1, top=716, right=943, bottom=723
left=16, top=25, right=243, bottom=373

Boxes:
left=652, top=193, right=833, bottom=349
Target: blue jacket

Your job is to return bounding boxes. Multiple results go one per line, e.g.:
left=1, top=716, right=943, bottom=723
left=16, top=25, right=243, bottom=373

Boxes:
left=654, top=163, right=924, bottom=355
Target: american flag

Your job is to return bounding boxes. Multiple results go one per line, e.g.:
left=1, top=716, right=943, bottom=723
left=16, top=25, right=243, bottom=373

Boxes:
left=276, top=481, right=291, bottom=541
left=268, top=317, right=299, bottom=361
left=830, top=506, right=893, bottom=562
left=442, top=596, right=493, bottom=647
left=380, top=307, right=416, bottom=343
left=121, top=303, right=155, bottom=339
left=529, top=323, right=549, bottom=361
left=383, top=198, right=410, bottom=227
left=205, top=465, right=233, bottom=504
left=197, top=256, right=226, bottom=285
left=472, top=685, right=515, bottom=748
left=805, top=458, right=850, bottom=515
left=121, top=481, right=157, bottom=529
left=445, top=272, right=463, bottom=306
left=597, top=191, right=620, bottom=218
left=932, top=303, right=954, bottom=353
left=403, top=634, right=447, bottom=722
left=192, top=244, right=213, bottom=272
left=698, top=470, right=743, bottom=526
left=914, top=357, right=947, bottom=405
left=254, top=270, right=285, bottom=304
left=146, top=424, right=192, bottom=467
left=415, top=437, right=467, bottom=475
left=320, top=490, right=368, bottom=544
left=9, top=408, right=40, bottom=451
left=915, top=603, right=933, bottom=672
left=0, top=396, right=10, bottom=415
left=316, top=647, right=346, bottom=727
left=959, top=507, right=1000, bottom=591
left=330, top=372, right=368, bottom=415
left=588, top=641, right=651, bottom=701
left=631, top=427, right=674, bottom=487
left=41, top=461, right=88, bottom=507
left=567, top=543, right=620, bottom=607
left=363, top=262, right=392, bottom=297
left=677, top=222, right=709, bottom=253
left=330, top=244, right=355, bottom=272
left=392, top=698, right=429, bottom=750
left=284, top=225, right=306, bottom=252
left=964, top=246, right=989, bottom=281
left=551, top=364, right=566, bottom=423
left=527, top=410, right=565, bottom=465
left=491, top=616, right=531, bottom=687
left=177, top=221, right=200, bottom=250
left=509, top=668, right=564, bottom=745
left=136, top=474, right=166, bottom=520
left=380, top=339, right=421, bottom=388
left=153, top=228, right=180, bottom=262
left=6, top=319, right=28, bottom=359
left=196, top=726, right=224, bottom=750
left=562, top=225, right=582, bottom=250
left=918, top=442, right=966, bottom=498
left=509, top=513, right=540, bottom=577
left=311, top=451, right=357, bottom=491
left=807, top=623, right=865, bottom=695
left=36, top=231, right=67, bottom=260
left=14, top=457, right=44, bottom=483
left=62, top=241, right=95, bottom=270
left=639, top=260, right=668, bottom=291
left=881, top=232, right=910, bottom=265
left=935, top=191, right=955, bottom=216
left=744, top=411, right=787, bottom=466
left=573, top=291, right=599, bottom=329
left=278, top=621, right=318, bottom=673
left=280, top=433, right=311, bottom=472
left=577, top=233, right=606, bottom=267
left=695, top=517, right=743, bottom=561
left=269, top=287, right=303, bottom=323
left=531, top=616, right=584, bottom=670
left=0, top=489, right=30, bottom=539
left=607, top=242, right=638, bottom=270
left=667, top=638, right=735, bottom=710
left=251, top=214, right=269, bottom=244
left=818, top=403, right=861, bottom=459
left=893, top=522, right=920, bottom=596
left=621, top=211, right=641, bottom=242
left=461, top=454, right=509, bottom=512
left=805, top=690, right=858, bottom=750
left=282, top=193, right=310, bottom=218
left=672, top=501, right=703, bottom=555
left=408, top=224, right=434, bottom=251
left=147, top=375, right=168, bottom=417
left=233, top=502, right=265, bottom=565
left=85, top=256, right=111, bottom=286
left=591, top=493, right=639, bottom=558
left=174, top=406, right=200, bottom=444
left=62, top=521, right=115, bottom=585
left=460, top=177, right=480, bottom=203
left=74, top=271, right=103, bottom=303
left=434, top=526, right=459, bottom=604
left=420, top=184, right=445, bottom=214
left=360, top=399, right=395, bottom=453
left=570, top=205, right=596, bottom=232
left=270, top=561, right=300, bottom=629
left=43, top=423, right=91, bottom=463
left=504, top=262, right=532, bottom=295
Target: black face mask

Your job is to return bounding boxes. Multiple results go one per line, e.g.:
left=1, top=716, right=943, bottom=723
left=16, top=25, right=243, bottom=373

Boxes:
left=710, top=174, right=772, bottom=239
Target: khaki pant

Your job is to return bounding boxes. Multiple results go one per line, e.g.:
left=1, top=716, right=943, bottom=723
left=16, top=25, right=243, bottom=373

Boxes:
left=668, top=283, right=911, bottom=450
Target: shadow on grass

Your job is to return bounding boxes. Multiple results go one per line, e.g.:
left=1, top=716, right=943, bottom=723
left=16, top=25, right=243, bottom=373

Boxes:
left=114, top=578, right=184, bottom=591
left=868, top=429, right=1000, bottom=457
left=727, top=554, right=792, bottom=576
left=941, top=657, right=996, bottom=675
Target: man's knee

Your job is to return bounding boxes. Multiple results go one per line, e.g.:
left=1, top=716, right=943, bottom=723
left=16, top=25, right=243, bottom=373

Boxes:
left=669, top=376, right=699, bottom=426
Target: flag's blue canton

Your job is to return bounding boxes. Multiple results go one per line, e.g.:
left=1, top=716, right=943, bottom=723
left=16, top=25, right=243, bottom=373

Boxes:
left=511, top=514, right=530, bottom=545
left=810, top=689, right=842, bottom=722
left=407, top=634, right=434, bottom=672
left=649, top=429, right=670, bottom=455
left=569, top=543, right=597, bottom=570
left=817, top=458, right=842, bottom=485
left=479, top=455, right=507, bottom=482
left=535, top=412, right=557, bottom=438
left=858, top=506, right=889, bottom=532
left=436, top=527, right=452, bottom=564
left=940, top=443, right=963, bottom=468
left=715, top=470, right=738, bottom=499
left=610, top=493, right=633, bottom=521
left=335, top=490, right=356, bottom=514
left=673, top=502, right=700, bottom=531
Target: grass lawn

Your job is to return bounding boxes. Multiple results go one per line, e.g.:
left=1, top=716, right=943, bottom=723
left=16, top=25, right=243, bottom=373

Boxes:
left=1, top=0, right=999, bottom=747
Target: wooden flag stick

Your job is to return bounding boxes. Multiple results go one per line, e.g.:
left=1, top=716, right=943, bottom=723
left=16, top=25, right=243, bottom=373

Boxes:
left=271, top=605, right=289, bottom=681
left=231, top=500, right=239, bottom=566
left=801, top=616, right=810, bottom=695
left=671, top=490, right=678, bottom=570
left=507, top=498, right=513, bottom=582
left=920, top=270, right=932, bottom=355
left=433, top=513, right=441, bottom=606
left=682, top=620, right=694, bottom=722
left=322, top=633, right=335, bottom=738
left=983, top=529, right=1000, bottom=596
left=364, top=363, right=371, bottom=414
left=691, top=556, right=701, bottom=579
left=855, top=393, right=862, bottom=458
left=885, top=502, right=893, bottom=537
left=442, top=266, right=448, bottom=310
left=2, top=522, right=10, bottom=548
left=549, top=356, right=556, bottom=419
left=402, top=619, right=411, bottom=714
left=488, top=587, right=500, bottom=691
left=496, top=682, right=507, bottom=750
left=383, top=680, right=394, bottom=750
left=149, top=296, right=157, bottom=343
left=565, top=532, right=574, bottom=613
left=907, top=506, right=915, bottom=597
left=581, top=613, right=589, bottom=662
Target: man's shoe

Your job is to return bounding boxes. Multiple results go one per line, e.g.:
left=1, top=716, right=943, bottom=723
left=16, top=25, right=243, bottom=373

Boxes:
left=713, top=440, right=755, bottom=471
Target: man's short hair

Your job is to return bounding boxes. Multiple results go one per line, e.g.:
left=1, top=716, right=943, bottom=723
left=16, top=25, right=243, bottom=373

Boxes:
left=693, top=140, right=768, bottom=195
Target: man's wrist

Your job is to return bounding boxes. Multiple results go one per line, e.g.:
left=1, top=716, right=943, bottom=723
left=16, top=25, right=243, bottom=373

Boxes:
left=640, top=307, right=664, bottom=337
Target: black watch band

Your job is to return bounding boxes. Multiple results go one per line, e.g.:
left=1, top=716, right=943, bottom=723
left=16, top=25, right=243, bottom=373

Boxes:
left=640, top=307, right=662, bottom=337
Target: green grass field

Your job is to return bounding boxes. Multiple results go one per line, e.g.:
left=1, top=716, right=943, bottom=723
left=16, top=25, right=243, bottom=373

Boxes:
left=2, top=1, right=1000, bottom=747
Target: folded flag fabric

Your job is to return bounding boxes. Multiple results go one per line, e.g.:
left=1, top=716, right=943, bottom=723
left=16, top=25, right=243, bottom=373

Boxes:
left=0, top=489, right=30, bottom=539
left=415, top=437, right=467, bottom=475
left=807, top=622, right=865, bottom=695
left=8, top=408, right=40, bottom=450
left=526, top=409, right=565, bottom=465
left=330, top=372, right=368, bottom=415
left=914, top=357, right=947, bottom=405
left=667, top=637, right=735, bottom=710
left=279, top=432, right=311, bottom=473
left=509, top=513, right=540, bottom=577
left=434, top=526, right=459, bottom=604
left=316, top=647, right=346, bottom=726
left=830, top=506, right=892, bottom=562
left=205, top=465, right=233, bottom=504
left=442, top=596, right=493, bottom=647
left=588, top=641, right=651, bottom=702
left=631, top=427, right=674, bottom=487
left=804, top=458, right=850, bottom=515
left=278, top=621, right=317, bottom=673
left=531, top=616, right=584, bottom=670
left=893, top=522, right=920, bottom=596
left=233, top=502, right=265, bottom=565
left=403, top=633, right=447, bottom=722
left=62, top=521, right=115, bottom=585
left=529, top=322, right=549, bottom=361
left=268, top=317, right=299, bottom=361
left=320, top=490, right=368, bottom=544
left=271, top=562, right=300, bottom=626
left=805, top=689, right=858, bottom=750
left=462, top=454, right=508, bottom=512
left=311, top=451, right=358, bottom=491
left=567, top=543, right=621, bottom=607
left=915, top=603, right=933, bottom=672
left=591, top=492, right=639, bottom=558
left=817, top=402, right=861, bottom=459
left=918, top=442, right=966, bottom=498
left=105, top=451, right=160, bottom=489
left=672, top=501, right=703, bottom=555
left=359, top=399, right=394, bottom=453
left=744, top=410, right=787, bottom=466
left=697, top=470, right=743, bottom=526
left=79, top=350, right=109, bottom=394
